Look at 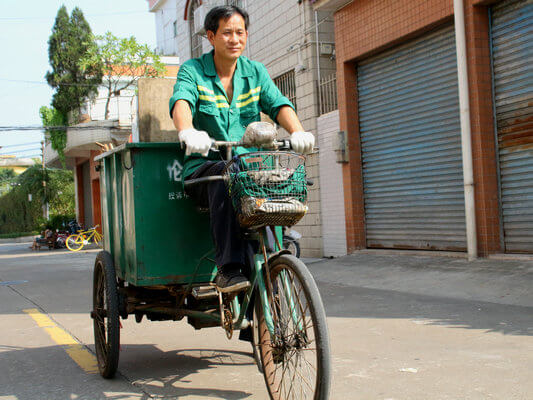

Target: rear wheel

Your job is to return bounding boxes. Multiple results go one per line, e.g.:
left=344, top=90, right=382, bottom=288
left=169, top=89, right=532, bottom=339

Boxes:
left=66, top=234, right=84, bottom=252
left=256, top=255, right=331, bottom=400
left=92, top=251, right=120, bottom=378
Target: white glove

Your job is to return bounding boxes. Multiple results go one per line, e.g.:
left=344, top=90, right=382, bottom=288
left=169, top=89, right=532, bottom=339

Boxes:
left=178, top=128, right=212, bottom=156
left=290, top=131, right=315, bottom=154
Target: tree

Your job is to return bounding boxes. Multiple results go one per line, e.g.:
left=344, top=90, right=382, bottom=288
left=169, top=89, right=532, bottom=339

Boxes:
left=45, top=6, right=102, bottom=117
left=40, top=106, right=67, bottom=166
left=0, top=166, right=75, bottom=234
left=81, top=32, right=165, bottom=119
left=0, top=168, right=16, bottom=195
left=0, top=168, right=16, bottom=182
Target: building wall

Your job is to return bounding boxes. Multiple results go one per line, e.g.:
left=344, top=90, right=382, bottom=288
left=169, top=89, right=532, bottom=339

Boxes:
left=138, top=78, right=180, bottom=142
left=317, top=110, right=347, bottom=256
left=153, top=0, right=188, bottom=57
left=81, top=161, right=93, bottom=228
left=334, top=0, right=500, bottom=255
left=245, top=1, right=336, bottom=257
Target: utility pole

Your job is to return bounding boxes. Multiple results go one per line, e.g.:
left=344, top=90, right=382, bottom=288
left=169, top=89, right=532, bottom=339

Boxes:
left=41, top=141, right=49, bottom=220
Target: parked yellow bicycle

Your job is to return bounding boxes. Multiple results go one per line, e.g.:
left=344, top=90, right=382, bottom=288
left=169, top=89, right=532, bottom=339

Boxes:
left=66, top=225, right=103, bottom=252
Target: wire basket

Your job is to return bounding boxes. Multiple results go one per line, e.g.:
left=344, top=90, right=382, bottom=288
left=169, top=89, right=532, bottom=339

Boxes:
left=224, top=151, right=308, bottom=228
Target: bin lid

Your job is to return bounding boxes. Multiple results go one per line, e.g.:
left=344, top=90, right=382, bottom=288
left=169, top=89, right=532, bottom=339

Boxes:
left=94, top=142, right=181, bottom=162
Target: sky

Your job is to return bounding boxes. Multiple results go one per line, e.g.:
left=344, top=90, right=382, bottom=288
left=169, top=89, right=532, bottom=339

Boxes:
left=0, top=0, right=157, bottom=159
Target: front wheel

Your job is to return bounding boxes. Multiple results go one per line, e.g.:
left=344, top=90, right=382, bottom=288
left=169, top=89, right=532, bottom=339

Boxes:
left=256, top=255, right=331, bottom=400
left=66, top=234, right=84, bottom=252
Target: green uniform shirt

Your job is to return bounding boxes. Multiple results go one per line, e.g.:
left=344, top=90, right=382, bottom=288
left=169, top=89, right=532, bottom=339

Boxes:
left=169, top=50, right=295, bottom=178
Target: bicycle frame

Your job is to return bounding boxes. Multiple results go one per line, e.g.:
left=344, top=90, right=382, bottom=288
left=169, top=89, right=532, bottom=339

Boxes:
left=79, top=228, right=102, bottom=243
left=179, top=136, right=306, bottom=338
left=177, top=226, right=302, bottom=339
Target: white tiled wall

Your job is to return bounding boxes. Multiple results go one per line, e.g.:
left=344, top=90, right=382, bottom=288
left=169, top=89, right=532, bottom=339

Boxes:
left=317, top=110, right=347, bottom=257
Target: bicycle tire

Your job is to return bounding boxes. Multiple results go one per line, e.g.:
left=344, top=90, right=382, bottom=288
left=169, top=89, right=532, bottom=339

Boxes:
left=256, top=255, right=331, bottom=400
left=282, top=236, right=301, bottom=258
left=93, top=251, right=120, bottom=378
left=66, top=234, right=84, bottom=252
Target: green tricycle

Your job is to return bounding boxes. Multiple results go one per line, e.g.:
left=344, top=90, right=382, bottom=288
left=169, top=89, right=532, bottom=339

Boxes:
left=91, top=122, right=331, bottom=399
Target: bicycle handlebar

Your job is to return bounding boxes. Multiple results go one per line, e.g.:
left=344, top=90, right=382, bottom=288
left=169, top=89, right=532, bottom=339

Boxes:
left=183, top=140, right=292, bottom=189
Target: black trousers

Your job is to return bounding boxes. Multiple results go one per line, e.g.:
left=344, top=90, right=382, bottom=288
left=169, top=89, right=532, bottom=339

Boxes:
left=185, top=160, right=257, bottom=343
left=184, top=161, right=250, bottom=269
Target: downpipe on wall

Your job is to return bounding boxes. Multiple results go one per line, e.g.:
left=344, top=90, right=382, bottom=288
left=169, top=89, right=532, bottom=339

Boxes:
left=454, top=0, right=478, bottom=260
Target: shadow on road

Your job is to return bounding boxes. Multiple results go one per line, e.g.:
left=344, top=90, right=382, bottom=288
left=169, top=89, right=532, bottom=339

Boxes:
left=318, top=280, right=533, bottom=336
left=0, top=344, right=257, bottom=399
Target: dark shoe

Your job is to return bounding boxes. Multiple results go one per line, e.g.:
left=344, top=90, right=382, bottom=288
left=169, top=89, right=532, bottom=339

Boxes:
left=215, top=265, right=251, bottom=293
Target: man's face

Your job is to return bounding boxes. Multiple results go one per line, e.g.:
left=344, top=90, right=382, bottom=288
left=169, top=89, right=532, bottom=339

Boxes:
left=207, top=13, right=248, bottom=62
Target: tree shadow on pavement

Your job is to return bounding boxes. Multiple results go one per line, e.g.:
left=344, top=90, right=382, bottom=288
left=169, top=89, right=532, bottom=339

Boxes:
left=317, top=281, right=533, bottom=336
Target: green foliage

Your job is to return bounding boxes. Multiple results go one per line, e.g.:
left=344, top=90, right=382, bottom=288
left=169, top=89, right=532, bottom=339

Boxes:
left=39, top=106, right=67, bottom=166
left=42, top=214, right=76, bottom=232
left=0, top=168, right=17, bottom=196
left=80, top=31, right=165, bottom=119
left=0, top=168, right=16, bottom=182
left=45, top=6, right=102, bottom=116
left=47, top=168, right=75, bottom=216
left=0, top=166, right=75, bottom=234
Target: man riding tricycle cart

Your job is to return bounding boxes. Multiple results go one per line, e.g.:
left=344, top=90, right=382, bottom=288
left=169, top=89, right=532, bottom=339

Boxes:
left=91, top=5, right=331, bottom=399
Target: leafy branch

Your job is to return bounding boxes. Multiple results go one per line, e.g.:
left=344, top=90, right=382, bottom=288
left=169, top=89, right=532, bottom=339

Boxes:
left=80, top=32, right=165, bottom=119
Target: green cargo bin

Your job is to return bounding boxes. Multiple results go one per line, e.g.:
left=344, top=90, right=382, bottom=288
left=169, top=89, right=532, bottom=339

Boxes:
left=95, top=143, right=216, bottom=286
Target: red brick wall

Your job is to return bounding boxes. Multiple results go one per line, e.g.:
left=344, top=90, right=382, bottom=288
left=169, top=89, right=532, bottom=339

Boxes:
left=89, top=150, right=103, bottom=233
left=335, top=0, right=501, bottom=255
left=464, top=0, right=501, bottom=255
left=75, top=163, right=85, bottom=226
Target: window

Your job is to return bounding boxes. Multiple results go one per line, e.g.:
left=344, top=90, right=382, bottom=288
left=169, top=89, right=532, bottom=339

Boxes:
left=273, top=70, right=297, bottom=110
left=173, top=21, right=178, bottom=38
left=226, top=0, right=244, bottom=7
left=189, top=0, right=202, bottom=59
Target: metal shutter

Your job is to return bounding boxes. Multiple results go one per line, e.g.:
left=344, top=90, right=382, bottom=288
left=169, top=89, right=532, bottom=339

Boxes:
left=491, top=0, right=533, bottom=253
left=357, top=26, right=466, bottom=251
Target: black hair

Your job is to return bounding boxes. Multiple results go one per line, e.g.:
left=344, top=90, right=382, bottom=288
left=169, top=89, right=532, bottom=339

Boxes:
left=204, top=5, right=249, bottom=34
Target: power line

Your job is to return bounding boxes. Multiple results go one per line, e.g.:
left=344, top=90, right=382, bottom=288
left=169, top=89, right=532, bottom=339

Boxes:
left=0, top=10, right=150, bottom=22
left=0, top=78, right=104, bottom=87
left=0, top=77, right=159, bottom=87
left=0, top=125, right=116, bottom=132
left=0, top=147, right=42, bottom=155
left=1, top=154, right=42, bottom=159
left=0, top=141, right=42, bottom=149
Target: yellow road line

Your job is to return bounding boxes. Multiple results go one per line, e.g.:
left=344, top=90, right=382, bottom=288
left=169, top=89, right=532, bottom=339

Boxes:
left=23, top=308, right=98, bottom=374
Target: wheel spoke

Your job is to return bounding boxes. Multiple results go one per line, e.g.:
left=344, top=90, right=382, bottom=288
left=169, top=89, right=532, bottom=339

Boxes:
left=256, top=256, right=329, bottom=400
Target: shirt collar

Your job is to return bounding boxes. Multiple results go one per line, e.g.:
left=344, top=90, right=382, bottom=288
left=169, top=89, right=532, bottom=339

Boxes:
left=203, top=50, right=252, bottom=78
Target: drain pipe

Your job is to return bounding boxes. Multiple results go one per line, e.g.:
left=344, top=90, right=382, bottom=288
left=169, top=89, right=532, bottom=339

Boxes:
left=315, top=11, right=322, bottom=115
left=454, top=0, right=477, bottom=260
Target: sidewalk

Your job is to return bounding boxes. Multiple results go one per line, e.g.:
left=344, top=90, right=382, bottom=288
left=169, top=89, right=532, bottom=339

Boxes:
left=0, top=235, right=35, bottom=244
left=305, top=250, right=533, bottom=308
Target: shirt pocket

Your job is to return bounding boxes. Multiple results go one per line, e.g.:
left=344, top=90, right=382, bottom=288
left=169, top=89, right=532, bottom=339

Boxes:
left=198, top=103, right=219, bottom=116
left=239, top=106, right=259, bottom=129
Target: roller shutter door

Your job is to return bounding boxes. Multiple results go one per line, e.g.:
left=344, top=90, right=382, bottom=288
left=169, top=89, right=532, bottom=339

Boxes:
left=491, top=0, right=533, bottom=253
left=357, top=26, right=466, bottom=251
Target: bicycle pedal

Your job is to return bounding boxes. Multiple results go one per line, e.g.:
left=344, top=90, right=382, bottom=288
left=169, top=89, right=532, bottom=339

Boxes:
left=191, top=286, right=218, bottom=299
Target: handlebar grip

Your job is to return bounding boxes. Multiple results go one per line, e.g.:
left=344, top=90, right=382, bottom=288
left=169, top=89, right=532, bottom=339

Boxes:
left=276, top=139, right=292, bottom=151
left=183, top=175, right=225, bottom=188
